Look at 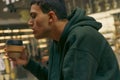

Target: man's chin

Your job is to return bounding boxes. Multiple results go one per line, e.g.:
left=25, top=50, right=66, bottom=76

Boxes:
left=34, top=35, right=45, bottom=39
left=34, top=36, right=41, bottom=39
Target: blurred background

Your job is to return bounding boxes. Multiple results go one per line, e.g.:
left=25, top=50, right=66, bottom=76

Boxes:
left=0, top=0, right=120, bottom=80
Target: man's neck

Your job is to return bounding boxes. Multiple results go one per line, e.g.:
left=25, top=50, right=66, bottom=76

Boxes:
left=51, top=20, right=68, bottom=41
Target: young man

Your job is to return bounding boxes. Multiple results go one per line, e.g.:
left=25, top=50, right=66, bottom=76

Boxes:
left=8, top=0, right=120, bottom=80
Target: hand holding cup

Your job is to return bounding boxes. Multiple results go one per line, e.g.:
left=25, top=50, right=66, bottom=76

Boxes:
left=5, top=39, right=29, bottom=66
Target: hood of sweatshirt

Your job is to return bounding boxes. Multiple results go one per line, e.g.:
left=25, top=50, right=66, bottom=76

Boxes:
left=59, top=8, right=102, bottom=44
left=67, top=8, right=102, bottom=30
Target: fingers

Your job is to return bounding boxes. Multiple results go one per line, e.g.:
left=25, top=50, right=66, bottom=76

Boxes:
left=4, top=48, right=6, bottom=51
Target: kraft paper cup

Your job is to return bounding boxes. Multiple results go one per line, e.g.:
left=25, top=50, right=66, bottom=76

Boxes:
left=6, top=39, right=23, bottom=59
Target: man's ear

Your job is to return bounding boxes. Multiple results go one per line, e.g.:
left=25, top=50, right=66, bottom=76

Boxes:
left=48, top=11, right=58, bottom=23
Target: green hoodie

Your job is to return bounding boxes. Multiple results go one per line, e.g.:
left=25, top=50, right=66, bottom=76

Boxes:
left=24, top=8, right=120, bottom=80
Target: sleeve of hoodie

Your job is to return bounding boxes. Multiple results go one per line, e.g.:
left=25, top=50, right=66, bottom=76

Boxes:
left=23, top=59, right=48, bottom=80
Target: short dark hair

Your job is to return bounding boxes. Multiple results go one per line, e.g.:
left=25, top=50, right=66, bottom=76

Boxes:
left=30, top=0, right=67, bottom=19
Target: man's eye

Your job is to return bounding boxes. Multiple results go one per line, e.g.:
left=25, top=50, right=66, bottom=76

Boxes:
left=31, top=15, right=36, bottom=19
left=31, top=14, right=36, bottom=19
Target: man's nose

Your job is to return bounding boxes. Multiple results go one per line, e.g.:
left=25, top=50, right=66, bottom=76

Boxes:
left=28, top=19, right=33, bottom=27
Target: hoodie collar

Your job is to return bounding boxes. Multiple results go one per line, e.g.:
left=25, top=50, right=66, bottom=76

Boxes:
left=59, top=8, right=102, bottom=45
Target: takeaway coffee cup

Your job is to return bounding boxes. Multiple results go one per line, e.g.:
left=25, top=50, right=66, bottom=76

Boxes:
left=6, top=39, right=23, bottom=59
